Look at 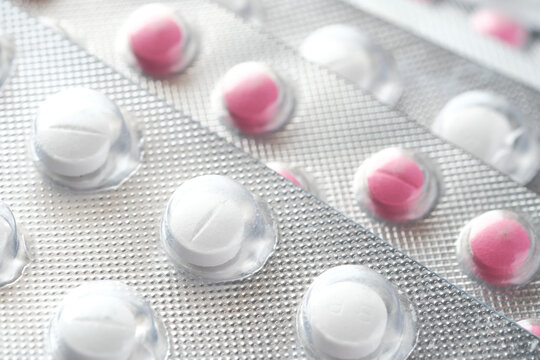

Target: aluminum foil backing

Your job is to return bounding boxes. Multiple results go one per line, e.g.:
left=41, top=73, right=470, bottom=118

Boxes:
left=3, top=0, right=540, bottom=357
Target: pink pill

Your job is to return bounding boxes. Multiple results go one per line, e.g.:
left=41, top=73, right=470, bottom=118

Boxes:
left=471, top=9, right=529, bottom=48
left=222, top=62, right=282, bottom=134
left=367, top=156, right=424, bottom=208
left=518, top=319, right=540, bottom=337
left=354, top=148, right=439, bottom=223
left=470, top=218, right=530, bottom=283
left=278, top=170, right=302, bottom=187
left=124, top=4, right=191, bottom=76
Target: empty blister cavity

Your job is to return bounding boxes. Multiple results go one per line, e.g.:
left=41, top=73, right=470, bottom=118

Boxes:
left=47, top=281, right=169, bottom=360
left=0, top=31, right=14, bottom=90
left=433, top=91, right=540, bottom=184
left=214, top=0, right=265, bottom=24
left=117, top=3, right=198, bottom=76
left=518, top=319, right=540, bottom=337
left=353, top=147, right=440, bottom=223
left=214, top=61, right=295, bottom=135
left=160, top=175, right=278, bottom=282
left=31, top=87, right=142, bottom=191
left=456, top=210, right=540, bottom=288
left=470, top=8, right=529, bottom=48
left=299, top=25, right=402, bottom=106
left=297, top=265, right=417, bottom=360
left=267, top=161, right=321, bottom=198
left=0, top=201, right=28, bottom=288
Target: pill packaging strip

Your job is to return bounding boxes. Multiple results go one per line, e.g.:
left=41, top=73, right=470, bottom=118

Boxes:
left=253, top=0, right=540, bottom=191
left=343, top=0, right=540, bottom=93
left=15, top=0, right=540, bottom=326
left=4, top=1, right=540, bottom=358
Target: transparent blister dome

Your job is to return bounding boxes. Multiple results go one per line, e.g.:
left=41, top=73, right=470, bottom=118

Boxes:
left=456, top=210, right=540, bottom=288
left=433, top=91, right=540, bottom=185
left=267, top=161, right=322, bottom=198
left=117, top=3, right=198, bottom=77
left=353, top=147, right=441, bottom=223
left=30, top=87, right=142, bottom=192
left=47, top=281, right=169, bottom=360
left=0, top=201, right=28, bottom=288
left=297, top=265, right=417, bottom=360
left=160, top=175, right=278, bottom=282
left=299, top=25, right=402, bottom=106
left=0, top=31, right=14, bottom=90
left=517, top=318, right=540, bottom=338
left=214, top=0, right=265, bottom=24
left=213, top=61, right=295, bottom=135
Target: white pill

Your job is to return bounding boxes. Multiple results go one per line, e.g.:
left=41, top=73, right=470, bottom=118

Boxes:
left=166, top=175, right=257, bottom=267
left=437, top=106, right=513, bottom=163
left=55, top=295, right=137, bottom=360
left=299, top=25, right=401, bottom=105
left=34, top=88, right=123, bottom=177
left=309, top=281, right=388, bottom=359
left=300, top=25, right=373, bottom=88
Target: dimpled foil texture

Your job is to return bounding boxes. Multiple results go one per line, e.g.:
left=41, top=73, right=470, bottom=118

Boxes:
left=15, top=0, right=540, bottom=327
left=1, top=0, right=540, bottom=358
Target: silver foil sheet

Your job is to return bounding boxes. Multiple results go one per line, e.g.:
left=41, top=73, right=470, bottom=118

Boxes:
left=3, top=0, right=540, bottom=357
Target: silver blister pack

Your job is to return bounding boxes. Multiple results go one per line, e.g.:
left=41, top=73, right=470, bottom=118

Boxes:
left=3, top=0, right=540, bottom=357
left=15, top=0, right=540, bottom=328
left=252, top=0, right=540, bottom=189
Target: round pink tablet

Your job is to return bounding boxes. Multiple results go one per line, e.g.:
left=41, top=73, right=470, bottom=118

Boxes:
left=223, top=62, right=281, bottom=134
left=127, top=5, right=184, bottom=75
left=470, top=218, right=530, bottom=282
left=471, top=9, right=529, bottom=48
left=519, top=319, right=540, bottom=337
left=367, top=156, right=424, bottom=208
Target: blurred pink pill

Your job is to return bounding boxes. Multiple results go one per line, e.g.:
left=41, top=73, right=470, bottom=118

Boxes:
left=278, top=170, right=302, bottom=187
left=470, top=218, right=530, bottom=284
left=126, top=4, right=186, bottom=75
left=223, top=62, right=281, bottom=134
left=367, top=156, right=424, bottom=208
left=471, top=9, right=529, bottom=48
left=518, top=319, right=540, bottom=337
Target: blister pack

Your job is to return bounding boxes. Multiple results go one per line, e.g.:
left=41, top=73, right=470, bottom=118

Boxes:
left=2, top=0, right=540, bottom=358
left=15, top=0, right=540, bottom=329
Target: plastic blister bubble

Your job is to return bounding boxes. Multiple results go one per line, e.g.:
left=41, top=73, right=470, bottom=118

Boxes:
left=297, top=265, right=417, bottom=360
left=433, top=91, right=540, bottom=185
left=116, top=3, right=198, bottom=77
left=30, top=87, right=142, bottom=192
left=456, top=209, right=540, bottom=288
left=47, top=281, right=169, bottom=360
left=160, top=175, right=278, bottom=282
left=0, top=201, right=28, bottom=288
left=267, top=161, right=322, bottom=198
left=214, top=0, right=265, bottom=24
left=0, top=31, right=14, bottom=90
left=353, top=147, right=441, bottom=223
left=299, top=24, right=402, bottom=106
left=213, top=61, right=295, bottom=135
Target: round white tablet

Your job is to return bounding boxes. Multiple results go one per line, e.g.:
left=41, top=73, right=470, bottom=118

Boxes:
left=299, top=24, right=402, bottom=105
left=166, top=175, right=257, bottom=267
left=297, top=265, right=418, bottom=360
left=310, top=281, right=388, bottom=359
left=437, top=106, right=513, bottom=164
left=55, top=296, right=137, bottom=360
left=34, top=88, right=123, bottom=177
left=48, top=282, right=169, bottom=360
